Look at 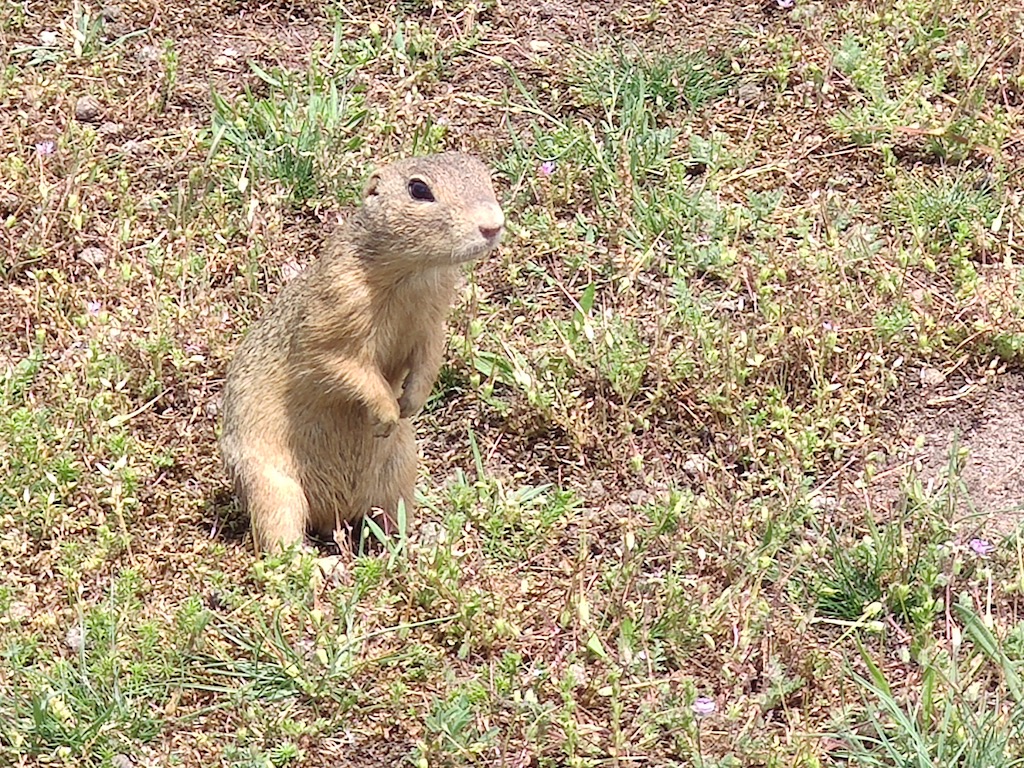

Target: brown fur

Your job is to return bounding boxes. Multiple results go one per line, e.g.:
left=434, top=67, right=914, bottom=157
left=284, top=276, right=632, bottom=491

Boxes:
left=219, top=152, right=504, bottom=553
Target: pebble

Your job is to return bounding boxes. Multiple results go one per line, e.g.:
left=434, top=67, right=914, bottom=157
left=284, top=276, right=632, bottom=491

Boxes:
left=0, top=191, right=20, bottom=215
left=7, top=601, right=30, bottom=622
left=418, top=521, right=446, bottom=547
left=79, top=246, right=109, bottom=267
left=682, top=454, right=708, bottom=475
left=809, top=494, right=838, bottom=511
left=203, top=398, right=220, bottom=419
left=136, top=45, right=160, bottom=63
left=75, top=95, right=102, bottom=123
left=316, top=555, right=347, bottom=586
left=627, top=489, right=653, bottom=506
left=737, top=81, right=763, bottom=107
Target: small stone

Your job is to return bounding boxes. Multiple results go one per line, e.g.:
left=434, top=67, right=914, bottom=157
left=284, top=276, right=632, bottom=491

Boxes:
left=919, top=367, right=945, bottom=387
left=280, top=260, right=303, bottom=282
left=529, top=40, right=553, bottom=53
left=567, top=662, right=588, bottom=687
left=100, top=5, right=122, bottom=22
left=605, top=502, right=629, bottom=517
left=627, top=489, right=652, bottom=506
left=98, top=122, right=122, bottom=137
left=79, top=246, right=108, bottom=267
left=737, top=81, right=762, bottom=107
left=809, top=494, right=838, bottom=511
left=111, top=755, right=134, bottom=768
left=316, top=555, right=347, bottom=586
left=203, top=398, right=220, bottom=418
left=136, top=45, right=160, bottom=63
left=75, top=95, right=102, bottom=123
left=682, top=454, right=707, bottom=475
left=121, top=139, right=145, bottom=155
left=718, top=297, right=746, bottom=312
left=213, top=47, right=240, bottom=69
left=0, top=191, right=19, bottom=215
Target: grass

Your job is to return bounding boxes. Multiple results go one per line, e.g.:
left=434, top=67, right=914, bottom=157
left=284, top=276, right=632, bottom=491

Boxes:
left=838, top=599, right=1024, bottom=766
left=2, top=0, right=1024, bottom=765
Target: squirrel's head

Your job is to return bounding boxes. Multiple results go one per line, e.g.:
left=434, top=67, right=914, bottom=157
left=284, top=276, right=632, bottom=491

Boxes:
left=355, top=152, right=504, bottom=267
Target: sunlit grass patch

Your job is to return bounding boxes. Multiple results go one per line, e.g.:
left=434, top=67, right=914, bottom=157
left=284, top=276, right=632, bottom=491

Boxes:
left=828, top=1, right=1011, bottom=157
left=836, top=599, right=1024, bottom=767
left=209, top=65, right=371, bottom=208
left=1, top=576, right=192, bottom=765
left=888, top=169, right=1003, bottom=255
left=572, top=48, right=734, bottom=117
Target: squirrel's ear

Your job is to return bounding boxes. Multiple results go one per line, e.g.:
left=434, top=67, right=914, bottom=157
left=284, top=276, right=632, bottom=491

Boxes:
left=362, top=172, right=381, bottom=201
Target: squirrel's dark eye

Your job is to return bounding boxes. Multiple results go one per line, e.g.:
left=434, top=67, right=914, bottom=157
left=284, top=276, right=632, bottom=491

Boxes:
left=408, top=179, right=435, bottom=202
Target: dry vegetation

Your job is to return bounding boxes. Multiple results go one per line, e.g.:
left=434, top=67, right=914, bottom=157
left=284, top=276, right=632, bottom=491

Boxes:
left=3, top=0, right=1024, bottom=766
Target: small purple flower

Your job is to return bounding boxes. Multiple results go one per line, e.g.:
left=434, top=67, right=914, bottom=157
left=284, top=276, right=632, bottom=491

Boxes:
left=36, top=140, right=56, bottom=156
left=969, top=538, right=995, bottom=557
left=538, top=160, right=556, bottom=177
left=692, top=696, right=716, bottom=717
left=776, top=0, right=795, bottom=8
left=86, top=301, right=102, bottom=315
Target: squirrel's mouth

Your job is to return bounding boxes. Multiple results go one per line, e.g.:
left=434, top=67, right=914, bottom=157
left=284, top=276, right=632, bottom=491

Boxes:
left=452, top=237, right=501, bottom=263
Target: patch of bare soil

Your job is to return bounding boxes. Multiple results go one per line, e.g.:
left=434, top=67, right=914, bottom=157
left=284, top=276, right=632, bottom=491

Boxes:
left=889, top=372, right=1024, bottom=536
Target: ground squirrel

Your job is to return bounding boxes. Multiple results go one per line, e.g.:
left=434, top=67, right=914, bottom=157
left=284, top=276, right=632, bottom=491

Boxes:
left=219, top=152, right=504, bottom=553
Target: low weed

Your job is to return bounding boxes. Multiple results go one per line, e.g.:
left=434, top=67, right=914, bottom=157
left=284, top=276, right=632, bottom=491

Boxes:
left=837, top=598, right=1024, bottom=766
left=888, top=170, right=1002, bottom=256
left=209, top=64, right=370, bottom=208
left=809, top=456, right=966, bottom=638
left=1, top=576, right=187, bottom=765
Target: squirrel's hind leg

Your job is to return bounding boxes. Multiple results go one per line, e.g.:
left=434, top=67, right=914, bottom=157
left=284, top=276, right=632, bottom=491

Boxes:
left=239, top=463, right=310, bottom=554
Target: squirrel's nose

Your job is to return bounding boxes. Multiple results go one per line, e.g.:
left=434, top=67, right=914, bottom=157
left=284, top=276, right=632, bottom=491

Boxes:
left=478, top=204, right=505, bottom=241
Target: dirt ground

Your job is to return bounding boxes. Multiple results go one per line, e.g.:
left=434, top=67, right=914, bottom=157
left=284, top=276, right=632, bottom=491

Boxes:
left=894, top=371, right=1024, bottom=534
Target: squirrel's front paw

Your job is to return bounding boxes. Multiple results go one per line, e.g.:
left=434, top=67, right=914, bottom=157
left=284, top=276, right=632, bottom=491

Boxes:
left=398, top=392, right=419, bottom=419
left=372, top=403, right=400, bottom=437
left=398, top=375, right=428, bottom=419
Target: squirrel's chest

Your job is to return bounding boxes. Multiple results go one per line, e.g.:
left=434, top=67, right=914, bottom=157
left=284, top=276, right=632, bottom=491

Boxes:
left=369, top=295, right=442, bottom=367
left=372, top=277, right=453, bottom=352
